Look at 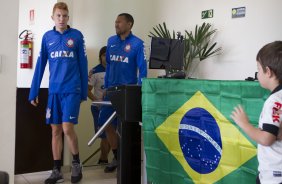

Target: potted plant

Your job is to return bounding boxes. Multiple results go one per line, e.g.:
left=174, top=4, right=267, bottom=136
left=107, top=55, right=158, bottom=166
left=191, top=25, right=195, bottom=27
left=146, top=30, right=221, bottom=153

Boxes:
left=148, top=22, right=221, bottom=78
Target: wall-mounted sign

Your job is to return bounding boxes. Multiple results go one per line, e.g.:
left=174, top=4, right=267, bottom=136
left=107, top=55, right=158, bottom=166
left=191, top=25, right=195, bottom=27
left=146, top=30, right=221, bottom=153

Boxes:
left=202, top=9, right=213, bottom=19
left=232, top=7, right=246, bottom=18
left=29, top=9, right=35, bottom=25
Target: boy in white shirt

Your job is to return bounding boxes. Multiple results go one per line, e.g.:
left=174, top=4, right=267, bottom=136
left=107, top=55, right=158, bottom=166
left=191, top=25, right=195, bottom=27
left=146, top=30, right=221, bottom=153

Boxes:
left=231, top=41, right=282, bottom=184
left=88, top=46, right=110, bottom=164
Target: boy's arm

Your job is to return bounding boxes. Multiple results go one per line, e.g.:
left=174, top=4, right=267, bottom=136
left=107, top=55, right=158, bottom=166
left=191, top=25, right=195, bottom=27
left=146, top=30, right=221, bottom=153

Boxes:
left=87, top=75, right=99, bottom=101
left=87, top=73, right=96, bottom=101
left=87, top=85, right=96, bottom=101
left=231, top=105, right=277, bottom=146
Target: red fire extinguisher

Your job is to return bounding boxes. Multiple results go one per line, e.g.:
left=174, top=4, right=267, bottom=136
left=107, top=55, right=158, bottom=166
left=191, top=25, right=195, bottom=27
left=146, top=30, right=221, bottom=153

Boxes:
left=19, top=30, right=33, bottom=69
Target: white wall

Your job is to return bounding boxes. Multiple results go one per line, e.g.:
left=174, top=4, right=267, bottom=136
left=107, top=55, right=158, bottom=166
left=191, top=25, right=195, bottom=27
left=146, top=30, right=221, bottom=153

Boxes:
left=17, top=0, right=56, bottom=87
left=180, top=0, right=282, bottom=80
left=0, top=0, right=19, bottom=183
left=17, top=0, right=282, bottom=85
left=73, top=0, right=282, bottom=80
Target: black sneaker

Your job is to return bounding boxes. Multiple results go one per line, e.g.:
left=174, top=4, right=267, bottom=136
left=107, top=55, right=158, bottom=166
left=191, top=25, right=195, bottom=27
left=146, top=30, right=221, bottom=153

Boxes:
left=44, top=168, right=64, bottom=184
left=104, top=158, right=118, bottom=173
left=71, top=162, right=82, bottom=183
left=97, top=159, right=108, bottom=165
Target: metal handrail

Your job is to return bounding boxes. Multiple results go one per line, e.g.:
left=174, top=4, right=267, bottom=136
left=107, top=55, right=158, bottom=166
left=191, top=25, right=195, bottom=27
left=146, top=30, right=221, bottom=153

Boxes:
left=87, top=100, right=116, bottom=146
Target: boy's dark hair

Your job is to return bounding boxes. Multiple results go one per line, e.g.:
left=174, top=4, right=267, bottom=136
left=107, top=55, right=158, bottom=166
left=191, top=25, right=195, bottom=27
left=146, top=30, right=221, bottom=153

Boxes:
left=118, top=13, right=134, bottom=28
left=99, top=46, right=107, bottom=64
left=256, top=41, right=282, bottom=84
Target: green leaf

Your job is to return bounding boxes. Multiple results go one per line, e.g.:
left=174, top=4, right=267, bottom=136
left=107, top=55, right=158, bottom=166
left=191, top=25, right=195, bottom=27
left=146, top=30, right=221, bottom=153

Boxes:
left=148, top=22, right=174, bottom=39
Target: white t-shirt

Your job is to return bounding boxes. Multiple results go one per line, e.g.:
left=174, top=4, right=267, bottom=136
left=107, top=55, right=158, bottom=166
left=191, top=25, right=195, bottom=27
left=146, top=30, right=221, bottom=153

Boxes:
left=258, top=86, right=282, bottom=183
left=88, top=64, right=105, bottom=101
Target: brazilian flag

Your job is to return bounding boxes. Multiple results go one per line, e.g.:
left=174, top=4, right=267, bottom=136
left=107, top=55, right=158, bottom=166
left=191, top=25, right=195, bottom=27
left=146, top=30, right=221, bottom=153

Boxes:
left=142, top=79, right=269, bottom=184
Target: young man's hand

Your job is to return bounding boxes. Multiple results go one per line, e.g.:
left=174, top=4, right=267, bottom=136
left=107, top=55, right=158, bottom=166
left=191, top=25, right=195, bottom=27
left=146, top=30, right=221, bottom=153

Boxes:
left=30, top=97, right=39, bottom=107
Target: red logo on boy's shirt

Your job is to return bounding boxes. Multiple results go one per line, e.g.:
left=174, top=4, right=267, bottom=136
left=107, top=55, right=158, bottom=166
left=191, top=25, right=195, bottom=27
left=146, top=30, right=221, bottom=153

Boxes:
left=272, top=102, right=282, bottom=123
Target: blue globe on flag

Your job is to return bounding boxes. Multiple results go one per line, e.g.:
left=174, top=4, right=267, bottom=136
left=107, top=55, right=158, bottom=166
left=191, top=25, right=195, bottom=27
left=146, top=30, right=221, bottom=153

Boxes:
left=179, top=107, right=222, bottom=174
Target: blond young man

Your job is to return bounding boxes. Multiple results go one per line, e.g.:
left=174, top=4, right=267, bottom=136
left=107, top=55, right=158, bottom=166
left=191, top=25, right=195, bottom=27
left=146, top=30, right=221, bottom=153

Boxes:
left=29, top=2, right=88, bottom=184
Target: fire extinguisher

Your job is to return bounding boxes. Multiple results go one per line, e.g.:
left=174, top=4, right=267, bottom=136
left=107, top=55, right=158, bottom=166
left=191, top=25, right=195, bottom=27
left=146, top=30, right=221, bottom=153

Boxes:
left=19, top=30, right=33, bottom=69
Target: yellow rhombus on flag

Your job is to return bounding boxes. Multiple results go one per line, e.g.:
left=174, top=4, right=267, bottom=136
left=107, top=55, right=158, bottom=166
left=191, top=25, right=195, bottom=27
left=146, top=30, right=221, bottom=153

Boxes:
left=155, top=91, right=257, bottom=183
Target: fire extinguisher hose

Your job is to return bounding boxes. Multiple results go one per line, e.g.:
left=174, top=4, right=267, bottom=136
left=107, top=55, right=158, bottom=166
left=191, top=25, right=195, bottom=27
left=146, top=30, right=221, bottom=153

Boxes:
left=19, top=30, right=32, bottom=40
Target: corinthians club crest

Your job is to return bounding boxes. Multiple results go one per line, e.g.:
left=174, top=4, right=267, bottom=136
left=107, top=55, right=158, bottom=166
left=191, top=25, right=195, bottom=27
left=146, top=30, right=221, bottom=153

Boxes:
left=66, top=38, right=74, bottom=47
left=124, top=44, right=131, bottom=52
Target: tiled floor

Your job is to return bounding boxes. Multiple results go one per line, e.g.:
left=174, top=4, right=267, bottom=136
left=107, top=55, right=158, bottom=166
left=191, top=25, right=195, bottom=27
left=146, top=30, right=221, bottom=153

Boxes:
left=14, top=165, right=116, bottom=184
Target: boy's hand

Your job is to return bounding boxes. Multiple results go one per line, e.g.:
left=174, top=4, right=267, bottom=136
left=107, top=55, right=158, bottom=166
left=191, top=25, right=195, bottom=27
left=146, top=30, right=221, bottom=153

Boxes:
left=230, top=105, right=249, bottom=127
left=102, top=90, right=107, bottom=98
